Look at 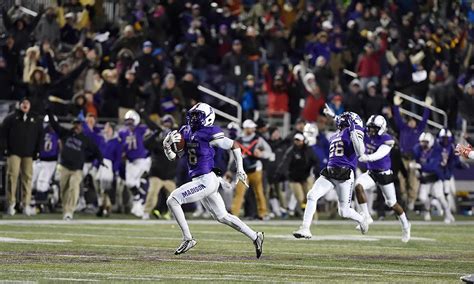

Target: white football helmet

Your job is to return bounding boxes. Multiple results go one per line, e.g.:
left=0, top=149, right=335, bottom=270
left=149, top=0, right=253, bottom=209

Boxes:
left=419, top=132, right=435, bottom=148
left=187, top=102, right=215, bottom=128
left=303, top=123, right=319, bottom=146
left=124, top=110, right=140, bottom=127
left=438, top=128, right=452, bottom=138
left=367, top=115, right=387, bottom=136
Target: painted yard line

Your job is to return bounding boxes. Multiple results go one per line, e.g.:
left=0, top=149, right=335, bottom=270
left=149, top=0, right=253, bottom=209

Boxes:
left=46, top=278, right=99, bottom=282
left=0, top=237, right=72, bottom=243
left=0, top=255, right=464, bottom=277
left=1, top=219, right=474, bottom=226
left=0, top=269, right=288, bottom=283
left=0, top=281, right=37, bottom=284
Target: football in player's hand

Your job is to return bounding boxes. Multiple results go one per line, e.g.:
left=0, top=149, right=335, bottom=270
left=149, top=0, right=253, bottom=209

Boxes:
left=171, top=133, right=185, bottom=153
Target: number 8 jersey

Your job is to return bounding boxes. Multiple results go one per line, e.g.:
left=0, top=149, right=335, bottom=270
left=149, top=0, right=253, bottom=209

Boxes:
left=180, top=124, right=225, bottom=178
left=327, top=125, right=364, bottom=171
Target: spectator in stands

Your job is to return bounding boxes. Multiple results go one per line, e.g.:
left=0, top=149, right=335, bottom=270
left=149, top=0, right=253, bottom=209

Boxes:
left=1, top=7, right=42, bottom=52
left=34, top=6, right=60, bottom=46
left=98, top=69, right=119, bottom=118
left=118, top=69, right=141, bottom=121
left=161, top=73, right=184, bottom=124
left=356, top=40, right=386, bottom=89
left=221, top=39, right=249, bottom=100
left=111, top=25, right=143, bottom=58
left=189, top=35, right=213, bottom=84
left=362, top=81, right=386, bottom=120
left=301, top=72, right=324, bottom=122
left=135, top=41, right=163, bottom=85
left=179, top=72, right=200, bottom=110
left=263, top=64, right=289, bottom=116
left=0, top=98, right=42, bottom=216
left=0, top=57, right=14, bottom=100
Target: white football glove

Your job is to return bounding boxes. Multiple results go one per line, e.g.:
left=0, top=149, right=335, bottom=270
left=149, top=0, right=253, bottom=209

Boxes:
left=236, top=170, right=249, bottom=188
left=408, top=161, right=421, bottom=169
left=323, top=103, right=336, bottom=118
left=358, top=154, right=370, bottom=163
left=163, top=130, right=181, bottom=148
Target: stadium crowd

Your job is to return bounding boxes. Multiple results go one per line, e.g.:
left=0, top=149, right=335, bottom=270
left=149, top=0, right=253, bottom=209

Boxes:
left=0, top=0, right=474, bottom=220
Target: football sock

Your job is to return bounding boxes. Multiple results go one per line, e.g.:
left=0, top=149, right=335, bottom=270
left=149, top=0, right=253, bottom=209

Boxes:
left=360, top=203, right=369, bottom=216
left=340, top=206, right=364, bottom=223
left=167, top=197, right=193, bottom=240
left=302, top=198, right=317, bottom=229
left=399, top=212, right=409, bottom=229
left=220, top=213, right=257, bottom=240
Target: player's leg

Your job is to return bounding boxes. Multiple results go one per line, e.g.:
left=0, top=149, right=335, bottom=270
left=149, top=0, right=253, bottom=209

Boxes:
left=417, top=183, right=431, bottom=221
left=293, top=175, right=334, bottom=238
left=334, top=172, right=368, bottom=233
left=381, top=182, right=411, bottom=242
left=167, top=172, right=219, bottom=254
left=202, top=191, right=264, bottom=258
left=125, top=159, right=147, bottom=217
left=432, top=180, right=455, bottom=223
left=354, top=172, right=376, bottom=220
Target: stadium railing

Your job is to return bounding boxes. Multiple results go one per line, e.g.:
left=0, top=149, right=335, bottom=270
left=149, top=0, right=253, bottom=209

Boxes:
left=198, top=85, right=242, bottom=124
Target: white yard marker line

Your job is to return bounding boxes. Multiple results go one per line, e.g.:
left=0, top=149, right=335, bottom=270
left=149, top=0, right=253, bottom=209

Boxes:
left=0, top=237, right=72, bottom=243
left=1, top=219, right=474, bottom=226
left=269, top=234, right=436, bottom=242
left=46, top=278, right=99, bottom=282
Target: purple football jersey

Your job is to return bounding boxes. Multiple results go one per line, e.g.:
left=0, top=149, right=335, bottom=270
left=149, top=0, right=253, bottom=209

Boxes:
left=180, top=125, right=225, bottom=178
left=364, top=132, right=394, bottom=171
left=39, top=128, right=60, bottom=160
left=119, top=125, right=149, bottom=161
left=327, top=125, right=364, bottom=171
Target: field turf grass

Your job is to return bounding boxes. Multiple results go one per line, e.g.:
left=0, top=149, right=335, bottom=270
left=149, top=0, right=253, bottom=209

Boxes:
left=0, top=217, right=473, bottom=283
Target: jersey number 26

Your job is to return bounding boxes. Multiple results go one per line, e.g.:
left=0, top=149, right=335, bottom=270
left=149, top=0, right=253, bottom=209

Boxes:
left=329, top=141, right=344, bottom=157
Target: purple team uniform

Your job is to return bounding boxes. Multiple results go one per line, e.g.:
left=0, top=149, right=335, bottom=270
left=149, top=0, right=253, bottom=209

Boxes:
left=95, top=137, right=122, bottom=173
left=39, top=129, right=60, bottom=161
left=364, top=132, right=394, bottom=171
left=179, top=124, right=225, bottom=178
left=119, top=125, right=149, bottom=161
left=327, top=125, right=364, bottom=171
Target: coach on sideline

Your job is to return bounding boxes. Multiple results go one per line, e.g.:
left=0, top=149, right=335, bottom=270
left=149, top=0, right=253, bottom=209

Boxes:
left=46, top=110, right=103, bottom=220
left=1, top=97, right=42, bottom=216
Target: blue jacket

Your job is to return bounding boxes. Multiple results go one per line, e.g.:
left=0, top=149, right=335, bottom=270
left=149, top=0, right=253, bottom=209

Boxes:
left=413, top=143, right=442, bottom=179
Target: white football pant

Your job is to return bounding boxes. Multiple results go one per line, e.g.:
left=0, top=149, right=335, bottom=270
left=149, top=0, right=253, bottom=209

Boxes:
left=302, top=170, right=364, bottom=229
left=125, top=157, right=151, bottom=188
left=167, top=172, right=257, bottom=241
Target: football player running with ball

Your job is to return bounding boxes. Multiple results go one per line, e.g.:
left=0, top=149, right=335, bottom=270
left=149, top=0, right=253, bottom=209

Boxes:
left=163, top=103, right=264, bottom=257
left=293, top=106, right=369, bottom=239
left=355, top=115, right=411, bottom=243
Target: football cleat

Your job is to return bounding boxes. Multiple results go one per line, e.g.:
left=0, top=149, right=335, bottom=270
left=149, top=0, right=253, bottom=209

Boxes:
left=63, top=213, right=73, bottom=221
left=444, top=213, right=455, bottom=224
left=401, top=223, right=411, bottom=243
left=423, top=212, right=431, bottom=221
left=253, top=232, right=264, bottom=259
left=355, top=213, right=374, bottom=230
left=293, top=226, right=312, bottom=239
left=131, top=200, right=144, bottom=218
left=358, top=213, right=369, bottom=235
left=142, top=213, right=150, bottom=220
left=175, top=239, right=197, bottom=255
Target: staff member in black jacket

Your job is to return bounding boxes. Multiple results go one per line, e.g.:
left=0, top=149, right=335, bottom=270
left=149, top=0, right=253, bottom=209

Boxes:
left=142, top=115, right=177, bottom=220
left=275, top=133, right=320, bottom=211
left=0, top=98, right=42, bottom=216
left=47, top=112, right=103, bottom=220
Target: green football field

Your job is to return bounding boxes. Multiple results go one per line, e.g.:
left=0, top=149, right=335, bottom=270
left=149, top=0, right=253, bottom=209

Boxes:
left=0, top=216, right=473, bottom=283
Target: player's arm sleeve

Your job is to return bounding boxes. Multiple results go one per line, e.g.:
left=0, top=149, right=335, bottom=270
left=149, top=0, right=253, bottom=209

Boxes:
left=231, top=142, right=245, bottom=172
left=366, top=142, right=394, bottom=162
left=210, top=136, right=234, bottom=150
left=350, top=128, right=365, bottom=156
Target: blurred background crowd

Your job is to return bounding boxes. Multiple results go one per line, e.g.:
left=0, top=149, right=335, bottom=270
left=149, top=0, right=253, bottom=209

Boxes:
left=0, top=0, right=474, bottom=220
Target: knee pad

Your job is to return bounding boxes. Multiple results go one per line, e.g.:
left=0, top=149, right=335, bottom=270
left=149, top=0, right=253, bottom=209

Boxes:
left=307, top=189, right=316, bottom=202
left=385, top=199, right=396, bottom=208
left=166, top=195, right=179, bottom=207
